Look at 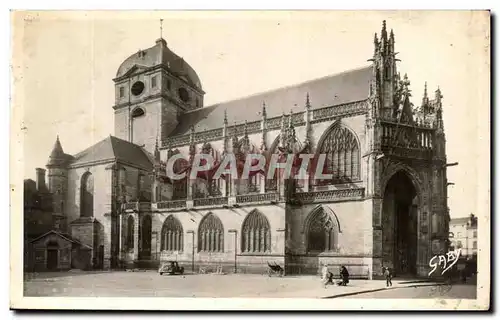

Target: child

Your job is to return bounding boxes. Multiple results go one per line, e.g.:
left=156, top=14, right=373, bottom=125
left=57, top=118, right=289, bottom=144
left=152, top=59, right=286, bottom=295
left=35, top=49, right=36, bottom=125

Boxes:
left=384, top=267, right=392, bottom=287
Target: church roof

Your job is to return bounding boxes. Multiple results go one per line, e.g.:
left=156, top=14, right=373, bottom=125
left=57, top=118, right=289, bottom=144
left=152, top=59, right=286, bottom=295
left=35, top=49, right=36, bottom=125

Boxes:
left=170, top=65, right=372, bottom=136
left=70, top=135, right=153, bottom=170
left=115, top=38, right=202, bottom=91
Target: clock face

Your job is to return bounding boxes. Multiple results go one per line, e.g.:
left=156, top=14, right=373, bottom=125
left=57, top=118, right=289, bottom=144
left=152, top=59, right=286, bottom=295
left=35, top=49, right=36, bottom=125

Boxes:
left=131, top=81, right=145, bottom=96
left=178, top=87, right=190, bottom=102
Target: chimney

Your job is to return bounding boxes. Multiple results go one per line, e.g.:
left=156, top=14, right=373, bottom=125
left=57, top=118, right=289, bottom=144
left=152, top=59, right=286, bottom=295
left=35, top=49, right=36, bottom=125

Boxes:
left=35, top=168, right=46, bottom=192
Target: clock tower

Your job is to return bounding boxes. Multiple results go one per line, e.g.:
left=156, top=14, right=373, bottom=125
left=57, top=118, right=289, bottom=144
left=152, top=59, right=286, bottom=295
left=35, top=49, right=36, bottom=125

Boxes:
left=112, top=37, right=204, bottom=153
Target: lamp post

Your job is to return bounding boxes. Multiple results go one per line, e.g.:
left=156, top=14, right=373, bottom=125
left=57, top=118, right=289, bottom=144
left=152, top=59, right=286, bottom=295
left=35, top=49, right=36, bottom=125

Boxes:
left=187, top=230, right=195, bottom=272
left=228, top=229, right=238, bottom=273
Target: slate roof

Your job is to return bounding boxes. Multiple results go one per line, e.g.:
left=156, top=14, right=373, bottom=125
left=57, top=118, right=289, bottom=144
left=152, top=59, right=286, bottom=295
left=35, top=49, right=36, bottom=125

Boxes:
left=170, top=65, right=372, bottom=136
left=30, top=230, right=93, bottom=249
left=115, top=38, right=202, bottom=91
left=70, top=135, right=153, bottom=170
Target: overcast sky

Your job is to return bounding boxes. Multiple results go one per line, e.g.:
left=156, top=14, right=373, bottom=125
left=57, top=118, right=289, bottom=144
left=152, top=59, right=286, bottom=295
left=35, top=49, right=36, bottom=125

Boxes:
left=13, top=11, right=489, bottom=219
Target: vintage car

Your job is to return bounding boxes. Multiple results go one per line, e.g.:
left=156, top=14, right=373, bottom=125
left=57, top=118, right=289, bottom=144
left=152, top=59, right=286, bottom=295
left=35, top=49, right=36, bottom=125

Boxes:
left=158, top=261, right=185, bottom=275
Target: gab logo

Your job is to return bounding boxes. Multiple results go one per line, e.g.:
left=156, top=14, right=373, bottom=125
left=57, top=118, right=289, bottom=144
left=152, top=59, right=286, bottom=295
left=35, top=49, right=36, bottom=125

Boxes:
left=428, top=248, right=461, bottom=276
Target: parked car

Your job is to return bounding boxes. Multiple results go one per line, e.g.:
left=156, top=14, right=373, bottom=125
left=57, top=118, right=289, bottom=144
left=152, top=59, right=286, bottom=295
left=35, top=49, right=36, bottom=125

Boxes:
left=158, top=261, right=185, bottom=275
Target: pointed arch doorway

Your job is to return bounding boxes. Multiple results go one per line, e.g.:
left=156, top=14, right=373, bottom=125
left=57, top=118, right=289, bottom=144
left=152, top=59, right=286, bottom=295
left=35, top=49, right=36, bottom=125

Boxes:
left=382, top=170, right=419, bottom=276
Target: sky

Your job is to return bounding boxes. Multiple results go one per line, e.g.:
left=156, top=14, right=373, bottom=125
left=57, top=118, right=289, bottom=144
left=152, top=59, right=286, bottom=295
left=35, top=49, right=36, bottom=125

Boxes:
left=12, top=10, right=490, bottom=219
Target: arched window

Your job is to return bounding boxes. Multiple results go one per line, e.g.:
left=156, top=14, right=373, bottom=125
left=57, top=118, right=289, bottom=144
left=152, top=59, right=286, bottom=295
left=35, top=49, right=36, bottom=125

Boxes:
left=306, top=207, right=339, bottom=252
left=198, top=213, right=224, bottom=252
left=131, top=107, right=145, bottom=118
left=126, top=216, right=134, bottom=250
left=80, top=172, right=94, bottom=217
left=317, top=125, right=360, bottom=184
left=241, top=210, right=271, bottom=253
left=265, top=136, right=281, bottom=192
left=161, top=216, right=183, bottom=252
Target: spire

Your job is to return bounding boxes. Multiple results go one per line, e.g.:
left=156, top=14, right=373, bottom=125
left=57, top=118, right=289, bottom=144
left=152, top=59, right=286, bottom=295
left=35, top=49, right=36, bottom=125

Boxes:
left=401, top=73, right=411, bottom=96
left=304, top=93, right=312, bottom=145
left=381, top=20, right=388, bottom=51
left=373, top=32, right=379, bottom=55
left=223, top=109, right=228, bottom=126
left=47, top=135, right=67, bottom=167
left=160, top=19, right=164, bottom=39
left=422, top=81, right=429, bottom=107
left=435, top=86, right=443, bottom=104
left=241, top=121, right=250, bottom=154
left=260, top=102, right=267, bottom=151
left=280, top=113, right=287, bottom=148
left=389, top=29, right=395, bottom=53
left=231, top=122, right=239, bottom=152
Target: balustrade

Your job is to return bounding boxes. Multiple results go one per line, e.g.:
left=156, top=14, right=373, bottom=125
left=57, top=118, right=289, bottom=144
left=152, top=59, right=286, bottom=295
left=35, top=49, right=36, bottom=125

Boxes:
left=236, top=192, right=279, bottom=204
left=295, top=188, right=365, bottom=203
left=193, top=196, right=228, bottom=207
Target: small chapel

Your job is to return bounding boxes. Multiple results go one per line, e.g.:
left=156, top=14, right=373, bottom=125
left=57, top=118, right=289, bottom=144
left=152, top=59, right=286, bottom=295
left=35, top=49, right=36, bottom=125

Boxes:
left=24, top=21, right=450, bottom=278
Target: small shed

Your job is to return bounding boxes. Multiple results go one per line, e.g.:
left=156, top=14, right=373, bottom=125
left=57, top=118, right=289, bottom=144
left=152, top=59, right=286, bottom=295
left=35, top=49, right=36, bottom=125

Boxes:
left=30, top=230, right=92, bottom=271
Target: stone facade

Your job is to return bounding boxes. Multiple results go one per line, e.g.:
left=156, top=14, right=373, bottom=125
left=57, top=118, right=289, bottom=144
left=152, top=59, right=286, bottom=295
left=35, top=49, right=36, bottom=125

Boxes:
left=25, top=21, right=450, bottom=278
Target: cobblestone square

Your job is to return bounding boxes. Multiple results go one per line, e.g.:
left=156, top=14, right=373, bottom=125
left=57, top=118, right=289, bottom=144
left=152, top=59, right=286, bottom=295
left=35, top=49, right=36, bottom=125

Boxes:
left=23, top=271, right=476, bottom=300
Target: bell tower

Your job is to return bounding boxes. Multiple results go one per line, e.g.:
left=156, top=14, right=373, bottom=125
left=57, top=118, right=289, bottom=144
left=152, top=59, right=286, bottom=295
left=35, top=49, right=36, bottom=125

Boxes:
left=112, top=33, right=204, bottom=154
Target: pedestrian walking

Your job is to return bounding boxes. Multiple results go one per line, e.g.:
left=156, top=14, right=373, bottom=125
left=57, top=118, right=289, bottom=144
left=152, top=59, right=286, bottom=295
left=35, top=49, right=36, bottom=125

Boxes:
left=384, top=267, right=392, bottom=287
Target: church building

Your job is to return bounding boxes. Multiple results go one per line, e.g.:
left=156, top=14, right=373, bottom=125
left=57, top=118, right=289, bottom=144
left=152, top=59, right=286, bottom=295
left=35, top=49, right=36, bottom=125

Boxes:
left=24, top=21, right=450, bottom=278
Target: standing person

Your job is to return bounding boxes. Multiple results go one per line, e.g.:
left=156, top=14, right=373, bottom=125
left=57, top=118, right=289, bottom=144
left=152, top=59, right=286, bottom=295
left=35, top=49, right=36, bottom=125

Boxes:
left=340, top=266, right=350, bottom=286
left=384, top=267, right=392, bottom=287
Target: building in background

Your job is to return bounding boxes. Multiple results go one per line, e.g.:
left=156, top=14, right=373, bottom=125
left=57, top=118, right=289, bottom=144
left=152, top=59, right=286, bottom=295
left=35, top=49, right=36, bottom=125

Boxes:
left=24, top=21, right=450, bottom=277
left=449, top=214, right=478, bottom=258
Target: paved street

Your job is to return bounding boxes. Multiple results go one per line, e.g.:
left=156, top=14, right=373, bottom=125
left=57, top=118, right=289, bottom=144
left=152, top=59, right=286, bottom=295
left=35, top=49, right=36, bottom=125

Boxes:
left=23, top=271, right=474, bottom=299
left=348, top=284, right=477, bottom=299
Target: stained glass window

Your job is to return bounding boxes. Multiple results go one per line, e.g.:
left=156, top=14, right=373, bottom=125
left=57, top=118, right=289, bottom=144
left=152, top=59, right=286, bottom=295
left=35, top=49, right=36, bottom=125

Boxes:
left=317, top=126, right=360, bottom=184
left=198, top=213, right=224, bottom=252
left=241, top=210, right=271, bottom=253
left=161, top=215, right=183, bottom=252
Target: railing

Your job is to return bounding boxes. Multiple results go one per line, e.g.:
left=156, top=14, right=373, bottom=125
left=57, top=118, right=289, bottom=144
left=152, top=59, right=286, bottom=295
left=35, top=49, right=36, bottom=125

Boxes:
left=123, top=202, right=137, bottom=210
left=381, top=121, right=434, bottom=150
left=236, top=192, right=279, bottom=204
left=122, top=202, right=152, bottom=211
left=294, top=188, right=365, bottom=203
left=156, top=200, right=187, bottom=210
left=193, top=196, right=228, bottom=207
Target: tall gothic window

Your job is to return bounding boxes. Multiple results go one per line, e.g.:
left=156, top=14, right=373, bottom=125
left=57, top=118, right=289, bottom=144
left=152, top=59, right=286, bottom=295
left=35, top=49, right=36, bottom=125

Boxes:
left=265, top=136, right=281, bottom=192
left=306, top=207, right=339, bottom=252
left=126, top=215, right=134, bottom=250
left=171, top=150, right=188, bottom=200
left=241, top=210, right=271, bottom=253
left=317, top=125, right=360, bottom=184
left=198, top=213, right=224, bottom=252
left=137, top=173, right=145, bottom=201
left=119, top=168, right=127, bottom=202
left=161, top=215, right=183, bottom=252
left=80, top=172, right=94, bottom=217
